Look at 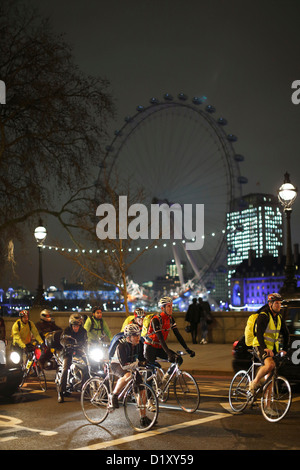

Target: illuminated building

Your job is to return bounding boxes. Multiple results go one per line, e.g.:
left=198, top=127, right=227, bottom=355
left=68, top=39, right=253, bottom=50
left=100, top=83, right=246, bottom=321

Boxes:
left=226, top=193, right=284, bottom=307
left=227, top=193, right=283, bottom=266
left=230, top=248, right=300, bottom=310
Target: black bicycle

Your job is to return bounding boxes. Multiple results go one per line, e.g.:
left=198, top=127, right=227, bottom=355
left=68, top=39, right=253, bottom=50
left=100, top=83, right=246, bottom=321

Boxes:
left=19, top=344, right=47, bottom=392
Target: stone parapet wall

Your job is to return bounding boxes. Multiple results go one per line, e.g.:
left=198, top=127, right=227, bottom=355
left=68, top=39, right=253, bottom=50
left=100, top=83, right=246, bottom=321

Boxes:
left=2, top=308, right=248, bottom=344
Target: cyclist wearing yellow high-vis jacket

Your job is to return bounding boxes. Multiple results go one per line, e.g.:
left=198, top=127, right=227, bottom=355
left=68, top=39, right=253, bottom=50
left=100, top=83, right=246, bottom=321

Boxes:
left=249, top=293, right=289, bottom=394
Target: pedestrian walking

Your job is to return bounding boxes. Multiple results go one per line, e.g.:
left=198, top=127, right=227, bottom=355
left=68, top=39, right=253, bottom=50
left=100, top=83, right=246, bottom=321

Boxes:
left=185, top=298, right=200, bottom=344
left=198, top=297, right=212, bottom=344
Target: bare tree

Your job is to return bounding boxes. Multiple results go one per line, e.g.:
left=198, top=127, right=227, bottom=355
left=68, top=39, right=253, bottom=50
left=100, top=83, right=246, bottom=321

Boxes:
left=58, top=173, right=159, bottom=314
left=0, top=1, right=115, bottom=274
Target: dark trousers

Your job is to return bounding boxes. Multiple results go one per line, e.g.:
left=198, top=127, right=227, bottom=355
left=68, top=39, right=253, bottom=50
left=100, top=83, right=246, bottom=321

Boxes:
left=143, top=344, right=182, bottom=375
left=59, top=353, right=72, bottom=393
left=190, top=322, right=199, bottom=344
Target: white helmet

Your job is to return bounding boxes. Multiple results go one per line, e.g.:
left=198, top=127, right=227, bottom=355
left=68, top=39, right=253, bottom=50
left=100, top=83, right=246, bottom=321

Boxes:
left=69, top=313, right=83, bottom=326
left=124, top=323, right=140, bottom=338
left=158, top=296, right=172, bottom=307
left=40, top=309, right=52, bottom=322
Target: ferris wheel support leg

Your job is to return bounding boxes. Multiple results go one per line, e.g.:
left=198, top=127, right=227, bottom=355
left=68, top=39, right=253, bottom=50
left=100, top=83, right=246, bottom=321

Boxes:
left=172, top=244, right=185, bottom=286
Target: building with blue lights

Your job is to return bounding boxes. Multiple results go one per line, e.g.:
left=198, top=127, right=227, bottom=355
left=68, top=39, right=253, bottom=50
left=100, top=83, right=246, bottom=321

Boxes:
left=230, top=247, right=300, bottom=310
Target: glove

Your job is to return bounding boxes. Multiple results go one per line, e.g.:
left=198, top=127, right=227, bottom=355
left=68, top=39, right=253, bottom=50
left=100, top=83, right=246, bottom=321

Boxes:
left=186, top=348, right=195, bottom=357
left=167, top=349, right=177, bottom=363
left=25, top=343, right=35, bottom=353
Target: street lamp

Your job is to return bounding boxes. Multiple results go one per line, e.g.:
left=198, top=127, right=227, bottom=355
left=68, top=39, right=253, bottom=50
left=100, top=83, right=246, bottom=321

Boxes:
left=278, top=172, right=298, bottom=295
left=34, top=219, right=47, bottom=306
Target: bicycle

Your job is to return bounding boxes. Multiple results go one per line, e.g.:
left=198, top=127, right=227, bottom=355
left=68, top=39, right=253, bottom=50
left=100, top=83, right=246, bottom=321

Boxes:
left=81, top=362, right=159, bottom=432
left=146, top=352, right=200, bottom=413
left=53, top=336, right=108, bottom=396
left=19, top=344, right=47, bottom=392
left=229, top=350, right=292, bottom=423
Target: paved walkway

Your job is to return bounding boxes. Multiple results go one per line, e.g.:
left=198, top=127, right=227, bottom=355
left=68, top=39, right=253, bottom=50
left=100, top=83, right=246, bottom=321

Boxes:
left=160, top=342, right=234, bottom=376
left=45, top=342, right=234, bottom=381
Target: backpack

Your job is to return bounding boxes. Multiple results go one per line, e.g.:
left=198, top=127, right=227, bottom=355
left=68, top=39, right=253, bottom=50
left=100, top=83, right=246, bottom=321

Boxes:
left=108, top=332, right=124, bottom=359
left=17, top=319, right=32, bottom=331
left=141, top=314, right=155, bottom=337
left=90, top=316, right=104, bottom=334
left=244, top=311, right=269, bottom=346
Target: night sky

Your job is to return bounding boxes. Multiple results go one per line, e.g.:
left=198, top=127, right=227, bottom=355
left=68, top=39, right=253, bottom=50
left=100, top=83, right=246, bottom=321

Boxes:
left=5, top=0, right=300, bottom=292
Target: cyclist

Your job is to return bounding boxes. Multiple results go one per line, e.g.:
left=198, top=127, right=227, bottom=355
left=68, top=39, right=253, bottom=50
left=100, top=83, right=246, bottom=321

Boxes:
left=11, top=310, right=44, bottom=359
left=84, top=306, right=112, bottom=344
left=249, top=293, right=289, bottom=395
left=110, top=323, right=151, bottom=427
left=144, top=296, right=195, bottom=381
left=35, top=309, right=62, bottom=368
left=35, top=309, right=62, bottom=340
left=58, top=313, right=88, bottom=403
left=121, top=308, right=146, bottom=334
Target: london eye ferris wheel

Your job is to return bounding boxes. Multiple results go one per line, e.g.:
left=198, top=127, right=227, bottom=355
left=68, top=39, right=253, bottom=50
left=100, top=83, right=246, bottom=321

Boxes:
left=95, top=93, right=248, bottom=291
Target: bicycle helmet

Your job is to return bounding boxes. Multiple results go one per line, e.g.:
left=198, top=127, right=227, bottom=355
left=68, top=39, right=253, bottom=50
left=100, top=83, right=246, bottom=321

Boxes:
left=40, top=309, right=52, bottom=322
left=267, top=293, right=282, bottom=303
left=124, top=323, right=140, bottom=337
left=134, top=308, right=145, bottom=318
left=19, top=309, right=28, bottom=317
left=158, top=296, right=172, bottom=308
left=69, top=313, right=83, bottom=326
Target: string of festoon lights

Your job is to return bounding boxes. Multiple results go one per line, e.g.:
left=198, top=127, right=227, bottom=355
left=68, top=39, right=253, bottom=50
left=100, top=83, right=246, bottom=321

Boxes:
left=41, top=229, right=226, bottom=255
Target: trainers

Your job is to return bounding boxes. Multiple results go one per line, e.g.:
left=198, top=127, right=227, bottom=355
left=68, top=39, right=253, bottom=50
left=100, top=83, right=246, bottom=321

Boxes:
left=248, top=381, right=259, bottom=394
left=264, top=407, right=279, bottom=418
left=108, top=393, right=119, bottom=409
left=140, top=416, right=152, bottom=427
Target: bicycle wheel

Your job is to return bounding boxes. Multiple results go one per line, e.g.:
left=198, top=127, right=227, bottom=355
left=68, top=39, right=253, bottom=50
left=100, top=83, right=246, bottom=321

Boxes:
left=173, top=371, right=200, bottom=413
left=124, top=383, right=158, bottom=432
left=81, top=377, right=109, bottom=425
left=261, top=376, right=292, bottom=423
left=229, top=370, right=251, bottom=413
left=34, top=361, right=47, bottom=391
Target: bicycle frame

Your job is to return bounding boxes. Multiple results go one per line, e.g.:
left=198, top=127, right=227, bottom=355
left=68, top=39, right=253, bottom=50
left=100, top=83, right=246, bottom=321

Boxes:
left=145, top=352, right=200, bottom=412
left=23, top=348, right=40, bottom=375
left=107, top=363, right=135, bottom=403
left=19, top=346, right=47, bottom=391
left=229, top=351, right=292, bottom=422
left=81, top=362, right=159, bottom=432
left=147, top=361, right=179, bottom=393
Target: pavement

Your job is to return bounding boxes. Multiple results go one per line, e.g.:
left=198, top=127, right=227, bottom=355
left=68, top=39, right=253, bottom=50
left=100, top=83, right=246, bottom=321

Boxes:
left=44, top=342, right=235, bottom=382
left=168, top=342, right=234, bottom=377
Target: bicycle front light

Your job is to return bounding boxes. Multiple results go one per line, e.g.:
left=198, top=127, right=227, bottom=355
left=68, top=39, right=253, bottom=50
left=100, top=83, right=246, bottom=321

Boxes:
left=89, top=347, right=104, bottom=362
left=10, top=351, right=21, bottom=364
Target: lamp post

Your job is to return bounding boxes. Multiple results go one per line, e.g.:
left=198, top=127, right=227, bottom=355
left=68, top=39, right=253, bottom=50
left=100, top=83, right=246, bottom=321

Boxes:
left=278, top=172, right=298, bottom=296
left=34, top=219, right=47, bottom=306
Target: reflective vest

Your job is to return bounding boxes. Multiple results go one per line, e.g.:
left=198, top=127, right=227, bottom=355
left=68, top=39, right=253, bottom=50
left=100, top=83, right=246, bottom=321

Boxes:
left=145, top=312, right=171, bottom=348
left=253, top=312, right=282, bottom=352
